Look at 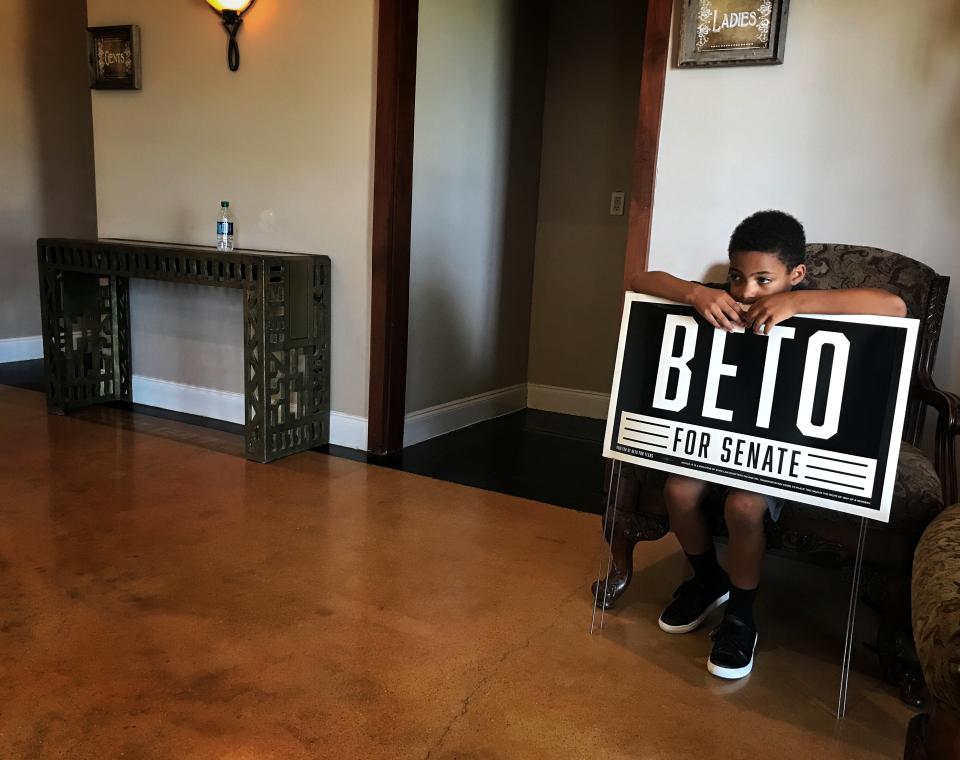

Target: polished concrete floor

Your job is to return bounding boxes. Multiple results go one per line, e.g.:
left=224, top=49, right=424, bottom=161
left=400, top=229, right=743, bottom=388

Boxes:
left=0, top=360, right=607, bottom=514
left=0, top=385, right=910, bottom=758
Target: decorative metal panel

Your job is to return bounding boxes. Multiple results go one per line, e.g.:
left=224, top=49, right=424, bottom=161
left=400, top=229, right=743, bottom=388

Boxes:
left=37, top=238, right=331, bottom=463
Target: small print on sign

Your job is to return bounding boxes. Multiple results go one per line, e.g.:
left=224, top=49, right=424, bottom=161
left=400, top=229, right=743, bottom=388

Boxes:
left=603, top=294, right=918, bottom=523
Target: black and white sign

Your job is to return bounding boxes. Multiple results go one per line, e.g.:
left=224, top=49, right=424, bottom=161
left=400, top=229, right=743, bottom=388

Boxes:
left=603, top=294, right=919, bottom=522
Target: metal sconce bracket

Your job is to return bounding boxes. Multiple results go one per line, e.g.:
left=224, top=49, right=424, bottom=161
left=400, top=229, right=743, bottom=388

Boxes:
left=208, top=0, right=257, bottom=72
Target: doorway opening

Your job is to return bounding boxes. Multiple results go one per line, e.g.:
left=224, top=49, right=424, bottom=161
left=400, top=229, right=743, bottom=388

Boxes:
left=368, top=0, right=671, bottom=512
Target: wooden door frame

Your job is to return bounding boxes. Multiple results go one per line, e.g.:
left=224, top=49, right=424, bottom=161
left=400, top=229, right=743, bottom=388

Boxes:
left=623, top=0, right=673, bottom=288
left=368, top=0, right=418, bottom=454
left=367, top=0, right=673, bottom=454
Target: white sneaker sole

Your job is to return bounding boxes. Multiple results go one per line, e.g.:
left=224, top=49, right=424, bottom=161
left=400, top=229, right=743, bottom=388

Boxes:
left=708, top=633, right=759, bottom=680
left=657, top=591, right=730, bottom=634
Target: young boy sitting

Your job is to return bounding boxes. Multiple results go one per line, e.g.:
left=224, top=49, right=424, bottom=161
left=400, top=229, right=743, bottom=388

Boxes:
left=628, top=210, right=906, bottom=680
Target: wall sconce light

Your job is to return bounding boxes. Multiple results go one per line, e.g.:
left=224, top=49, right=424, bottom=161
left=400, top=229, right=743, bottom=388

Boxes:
left=206, top=0, right=257, bottom=72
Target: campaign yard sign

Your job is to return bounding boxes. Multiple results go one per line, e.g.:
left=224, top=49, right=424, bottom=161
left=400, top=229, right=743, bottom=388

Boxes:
left=603, top=294, right=919, bottom=522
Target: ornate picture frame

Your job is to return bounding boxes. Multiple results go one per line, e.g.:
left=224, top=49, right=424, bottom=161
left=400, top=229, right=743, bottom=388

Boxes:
left=678, top=0, right=790, bottom=68
left=88, top=25, right=141, bottom=90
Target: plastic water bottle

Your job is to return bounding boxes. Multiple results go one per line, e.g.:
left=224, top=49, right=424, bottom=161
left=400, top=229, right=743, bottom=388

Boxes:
left=216, top=201, right=235, bottom=251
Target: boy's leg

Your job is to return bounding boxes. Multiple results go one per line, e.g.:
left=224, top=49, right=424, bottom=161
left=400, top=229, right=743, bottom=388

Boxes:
left=663, top=475, right=725, bottom=584
left=708, top=489, right=767, bottom=679
left=723, top=489, right=767, bottom=608
left=659, top=476, right=730, bottom=634
left=663, top=475, right=712, bottom=554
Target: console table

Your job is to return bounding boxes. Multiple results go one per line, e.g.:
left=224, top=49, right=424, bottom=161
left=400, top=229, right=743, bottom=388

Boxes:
left=37, top=238, right=330, bottom=463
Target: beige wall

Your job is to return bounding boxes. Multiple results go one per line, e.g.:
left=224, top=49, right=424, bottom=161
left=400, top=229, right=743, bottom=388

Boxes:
left=87, top=0, right=376, bottom=418
left=406, top=0, right=547, bottom=412
left=0, top=0, right=97, bottom=340
left=649, top=0, right=960, bottom=392
left=525, top=0, right=644, bottom=394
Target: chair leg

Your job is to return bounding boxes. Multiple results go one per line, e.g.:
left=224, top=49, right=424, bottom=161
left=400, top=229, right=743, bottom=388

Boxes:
left=875, top=616, right=928, bottom=707
left=904, top=713, right=930, bottom=760
left=591, top=515, right=638, bottom=610
left=593, top=464, right=669, bottom=609
left=865, top=570, right=929, bottom=707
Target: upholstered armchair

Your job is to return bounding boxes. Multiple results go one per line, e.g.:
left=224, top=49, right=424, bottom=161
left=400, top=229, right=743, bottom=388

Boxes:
left=594, top=245, right=959, bottom=705
left=906, top=504, right=960, bottom=759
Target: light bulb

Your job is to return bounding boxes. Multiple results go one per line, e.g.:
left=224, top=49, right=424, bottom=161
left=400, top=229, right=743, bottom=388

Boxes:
left=206, top=0, right=254, bottom=12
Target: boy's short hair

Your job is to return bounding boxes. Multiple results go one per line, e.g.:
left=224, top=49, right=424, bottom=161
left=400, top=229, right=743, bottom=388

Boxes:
left=728, top=210, right=806, bottom=269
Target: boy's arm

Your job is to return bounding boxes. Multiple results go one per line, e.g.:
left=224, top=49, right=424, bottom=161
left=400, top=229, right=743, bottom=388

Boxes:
left=630, top=271, right=744, bottom=331
left=745, top=288, right=908, bottom=334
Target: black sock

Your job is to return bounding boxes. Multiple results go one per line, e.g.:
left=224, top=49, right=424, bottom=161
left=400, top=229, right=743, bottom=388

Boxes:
left=685, top=545, right=726, bottom=587
left=726, top=584, right=757, bottom=628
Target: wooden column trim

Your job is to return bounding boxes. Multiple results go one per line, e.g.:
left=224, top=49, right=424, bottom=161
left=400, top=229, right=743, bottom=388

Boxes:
left=623, top=0, right=673, bottom=289
left=368, top=0, right=418, bottom=454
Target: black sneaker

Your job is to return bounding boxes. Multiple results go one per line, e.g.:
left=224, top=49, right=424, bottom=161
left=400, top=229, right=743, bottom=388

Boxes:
left=708, top=615, right=758, bottom=679
left=657, top=577, right=730, bottom=634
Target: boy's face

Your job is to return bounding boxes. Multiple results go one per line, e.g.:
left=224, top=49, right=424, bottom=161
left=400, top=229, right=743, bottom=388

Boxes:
left=727, top=250, right=806, bottom=304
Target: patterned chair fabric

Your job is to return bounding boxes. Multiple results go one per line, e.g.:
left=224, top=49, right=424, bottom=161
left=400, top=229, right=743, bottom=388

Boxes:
left=913, top=503, right=960, bottom=714
left=805, top=244, right=938, bottom=320
left=908, top=504, right=960, bottom=757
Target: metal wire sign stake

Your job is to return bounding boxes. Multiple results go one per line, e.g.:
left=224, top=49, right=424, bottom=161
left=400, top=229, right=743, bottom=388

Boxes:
left=591, top=460, right=623, bottom=634
left=837, top=516, right=869, bottom=719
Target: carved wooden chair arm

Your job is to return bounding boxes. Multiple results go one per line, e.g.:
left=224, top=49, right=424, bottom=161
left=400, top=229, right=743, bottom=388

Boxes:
left=915, top=376, right=960, bottom=505
left=946, top=391, right=960, bottom=436
left=916, top=380, right=960, bottom=428
left=938, top=390, right=960, bottom=505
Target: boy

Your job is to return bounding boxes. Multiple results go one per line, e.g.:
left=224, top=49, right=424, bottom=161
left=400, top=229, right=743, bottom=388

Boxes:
left=629, top=210, right=906, bottom=679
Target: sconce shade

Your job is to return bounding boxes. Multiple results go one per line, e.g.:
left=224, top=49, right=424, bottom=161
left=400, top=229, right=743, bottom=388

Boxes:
left=207, top=0, right=254, bottom=12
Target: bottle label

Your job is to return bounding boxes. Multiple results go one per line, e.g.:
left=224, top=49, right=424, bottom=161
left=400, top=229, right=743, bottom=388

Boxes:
left=217, top=221, right=234, bottom=235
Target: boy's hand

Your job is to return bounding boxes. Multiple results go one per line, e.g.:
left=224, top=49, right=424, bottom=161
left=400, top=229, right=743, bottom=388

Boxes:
left=744, top=292, right=800, bottom=335
left=688, top=284, right=744, bottom=332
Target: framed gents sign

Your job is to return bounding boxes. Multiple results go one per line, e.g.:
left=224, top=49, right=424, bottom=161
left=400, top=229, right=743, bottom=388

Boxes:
left=88, top=25, right=142, bottom=90
left=678, top=0, right=790, bottom=67
left=603, top=294, right=919, bottom=522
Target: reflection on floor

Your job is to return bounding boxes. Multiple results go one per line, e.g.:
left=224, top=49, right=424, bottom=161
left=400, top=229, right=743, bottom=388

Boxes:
left=0, top=384, right=910, bottom=758
left=0, top=358, right=45, bottom=393
left=0, top=360, right=605, bottom=514
left=350, top=409, right=606, bottom=514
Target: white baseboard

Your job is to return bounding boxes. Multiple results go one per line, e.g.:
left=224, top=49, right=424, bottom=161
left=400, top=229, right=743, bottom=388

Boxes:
left=132, top=375, right=245, bottom=424
left=527, top=383, right=610, bottom=420
left=0, top=336, right=42, bottom=363
left=403, top=383, right=527, bottom=447
left=13, top=361, right=604, bottom=449
left=330, top=412, right=369, bottom=450
left=130, top=375, right=368, bottom=449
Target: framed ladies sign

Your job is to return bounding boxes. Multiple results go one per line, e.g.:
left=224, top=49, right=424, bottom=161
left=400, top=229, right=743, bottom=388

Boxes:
left=678, top=0, right=790, bottom=67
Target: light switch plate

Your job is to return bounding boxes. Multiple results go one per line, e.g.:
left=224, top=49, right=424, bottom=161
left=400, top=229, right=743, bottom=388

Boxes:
left=610, top=191, right=625, bottom=216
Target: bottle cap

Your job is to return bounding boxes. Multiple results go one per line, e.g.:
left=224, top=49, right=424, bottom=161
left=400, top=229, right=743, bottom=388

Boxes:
left=221, top=201, right=229, bottom=207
